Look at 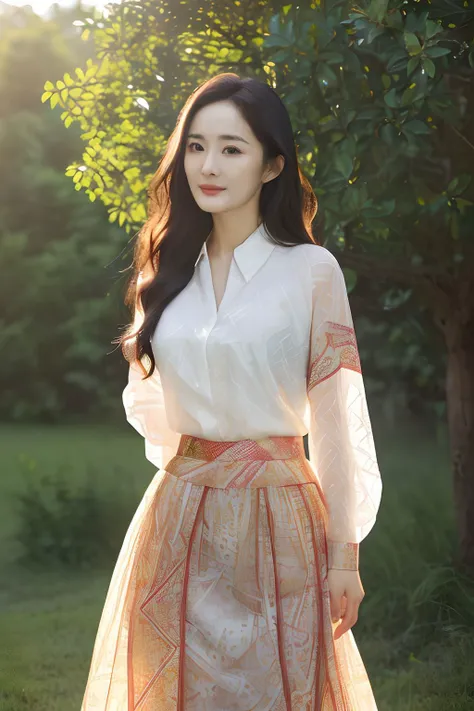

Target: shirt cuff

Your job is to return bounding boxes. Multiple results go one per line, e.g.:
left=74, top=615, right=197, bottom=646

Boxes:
left=327, top=540, right=359, bottom=571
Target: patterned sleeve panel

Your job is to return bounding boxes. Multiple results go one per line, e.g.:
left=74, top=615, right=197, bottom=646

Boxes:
left=305, top=247, right=383, bottom=571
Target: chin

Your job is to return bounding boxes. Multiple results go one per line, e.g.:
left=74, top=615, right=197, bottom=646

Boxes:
left=194, top=198, right=230, bottom=213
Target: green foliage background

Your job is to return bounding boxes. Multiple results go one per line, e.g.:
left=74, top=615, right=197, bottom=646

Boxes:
left=5, top=0, right=474, bottom=425
left=0, top=3, right=133, bottom=422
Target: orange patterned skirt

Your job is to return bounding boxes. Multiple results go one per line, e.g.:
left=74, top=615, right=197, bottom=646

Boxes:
left=81, top=435, right=378, bottom=710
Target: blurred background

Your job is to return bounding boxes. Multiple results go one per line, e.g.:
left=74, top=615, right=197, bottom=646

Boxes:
left=1, top=0, right=473, bottom=709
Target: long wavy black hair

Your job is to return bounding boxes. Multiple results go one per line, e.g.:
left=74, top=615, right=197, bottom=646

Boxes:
left=119, top=72, right=320, bottom=378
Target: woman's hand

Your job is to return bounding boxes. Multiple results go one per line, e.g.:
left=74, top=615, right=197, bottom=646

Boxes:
left=327, top=569, right=365, bottom=641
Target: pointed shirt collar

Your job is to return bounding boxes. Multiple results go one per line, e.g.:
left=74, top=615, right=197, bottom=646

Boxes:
left=193, top=222, right=276, bottom=282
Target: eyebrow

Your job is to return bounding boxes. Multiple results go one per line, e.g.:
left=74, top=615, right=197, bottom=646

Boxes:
left=187, top=133, right=250, bottom=144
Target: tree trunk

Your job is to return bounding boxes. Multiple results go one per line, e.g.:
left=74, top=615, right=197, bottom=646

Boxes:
left=445, top=307, right=474, bottom=572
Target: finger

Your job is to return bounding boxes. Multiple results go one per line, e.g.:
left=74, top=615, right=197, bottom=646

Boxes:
left=334, top=598, right=347, bottom=625
left=334, top=597, right=358, bottom=640
left=331, top=591, right=349, bottom=624
left=330, top=593, right=342, bottom=622
left=333, top=598, right=359, bottom=640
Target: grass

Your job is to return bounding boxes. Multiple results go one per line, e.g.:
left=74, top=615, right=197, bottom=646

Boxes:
left=1, top=414, right=474, bottom=710
left=0, top=421, right=152, bottom=711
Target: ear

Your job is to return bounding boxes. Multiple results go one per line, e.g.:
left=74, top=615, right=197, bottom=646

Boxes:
left=262, top=154, right=285, bottom=184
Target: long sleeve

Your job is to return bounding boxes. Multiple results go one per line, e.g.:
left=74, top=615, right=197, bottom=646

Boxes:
left=122, top=356, right=181, bottom=471
left=121, top=262, right=181, bottom=471
left=306, top=247, right=382, bottom=571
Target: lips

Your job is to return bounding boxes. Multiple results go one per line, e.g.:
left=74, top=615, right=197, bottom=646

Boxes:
left=199, top=185, right=226, bottom=195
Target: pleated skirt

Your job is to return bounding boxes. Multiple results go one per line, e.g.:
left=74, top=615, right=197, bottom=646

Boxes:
left=80, top=434, right=378, bottom=710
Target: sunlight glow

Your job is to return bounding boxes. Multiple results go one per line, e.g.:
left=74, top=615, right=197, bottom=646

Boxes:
left=6, top=0, right=121, bottom=17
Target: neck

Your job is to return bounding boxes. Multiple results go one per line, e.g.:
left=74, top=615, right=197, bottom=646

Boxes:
left=207, top=209, right=262, bottom=258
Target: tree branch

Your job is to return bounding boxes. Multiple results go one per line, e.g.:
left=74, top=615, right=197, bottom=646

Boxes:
left=449, top=124, right=474, bottom=155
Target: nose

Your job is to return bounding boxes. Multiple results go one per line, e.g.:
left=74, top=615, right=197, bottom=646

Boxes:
left=201, top=149, right=221, bottom=176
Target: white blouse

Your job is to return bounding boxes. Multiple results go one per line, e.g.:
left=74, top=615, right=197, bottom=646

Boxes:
left=122, top=222, right=383, bottom=569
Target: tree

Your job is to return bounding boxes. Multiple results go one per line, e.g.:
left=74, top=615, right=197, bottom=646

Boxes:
left=260, top=0, right=474, bottom=572
left=0, top=3, right=128, bottom=420
left=41, top=0, right=474, bottom=570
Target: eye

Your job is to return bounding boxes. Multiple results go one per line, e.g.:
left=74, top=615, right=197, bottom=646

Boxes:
left=186, top=142, right=241, bottom=155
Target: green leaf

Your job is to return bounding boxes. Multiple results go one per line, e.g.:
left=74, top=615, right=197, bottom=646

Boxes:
left=448, top=175, right=471, bottom=197
left=341, top=109, right=356, bottom=130
left=423, top=58, right=435, bottom=78
left=456, top=198, right=474, bottom=213
left=367, top=26, right=384, bottom=44
left=271, top=48, right=291, bottom=62
left=318, top=116, right=338, bottom=133
left=319, top=51, right=345, bottom=65
left=407, top=56, right=420, bottom=76
left=283, top=19, right=295, bottom=43
left=404, top=119, right=430, bottom=135
left=387, top=51, right=408, bottom=73
left=447, top=177, right=459, bottom=193
left=264, top=34, right=293, bottom=48
left=384, top=88, right=399, bottom=108
left=317, top=63, right=338, bottom=86
left=285, top=84, right=307, bottom=104
left=401, top=84, right=421, bottom=106
left=385, top=10, right=403, bottom=30
left=269, top=13, right=280, bottom=36
left=425, top=20, right=442, bottom=39
left=404, top=31, right=422, bottom=56
left=343, top=267, right=358, bottom=292
left=406, top=9, right=428, bottom=34
left=380, top=123, right=397, bottom=144
left=362, top=198, right=395, bottom=218
left=334, top=151, right=353, bottom=179
left=425, top=46, right=450, bottom=58
left=378, top=198, right=396, bottom=216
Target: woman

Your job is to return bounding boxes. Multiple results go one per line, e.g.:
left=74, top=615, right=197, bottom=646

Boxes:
left=81, top=72, right=383, bottom=710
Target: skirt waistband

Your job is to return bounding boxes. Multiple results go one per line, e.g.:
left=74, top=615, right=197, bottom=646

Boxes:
left=163, top=434, right=325, bottom=492
left=176, top=433, right=306, bottom=461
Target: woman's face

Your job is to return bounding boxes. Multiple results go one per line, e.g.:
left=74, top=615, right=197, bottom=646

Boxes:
left=184, top=100, right=278, bottom=215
